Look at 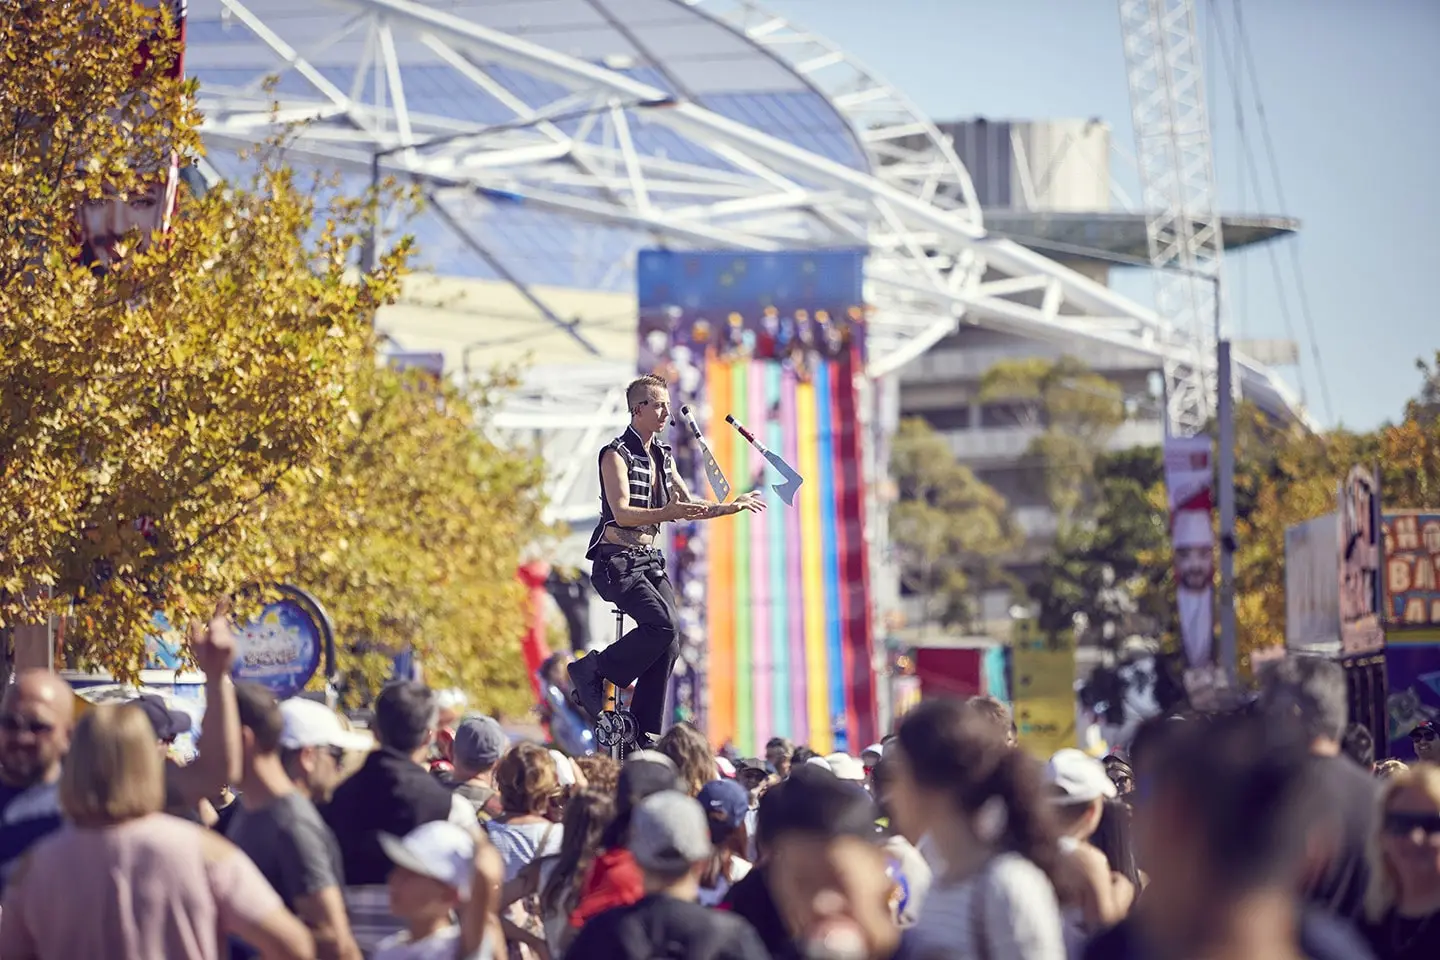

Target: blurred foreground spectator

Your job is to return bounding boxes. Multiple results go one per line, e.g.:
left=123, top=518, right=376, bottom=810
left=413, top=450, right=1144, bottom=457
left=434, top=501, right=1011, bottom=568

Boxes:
left=1361, top=764, right=1440, bottom=960
left=0, top=705, right=312, bottom=960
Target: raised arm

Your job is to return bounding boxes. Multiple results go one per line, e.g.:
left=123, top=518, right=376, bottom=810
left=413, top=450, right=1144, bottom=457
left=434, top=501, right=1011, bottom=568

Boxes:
left=600, top=449, right=703, bottom=527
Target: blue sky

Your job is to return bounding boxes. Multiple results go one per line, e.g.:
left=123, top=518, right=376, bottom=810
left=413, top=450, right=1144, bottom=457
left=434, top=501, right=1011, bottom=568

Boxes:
left=763, top=0, right=1439, bottom=430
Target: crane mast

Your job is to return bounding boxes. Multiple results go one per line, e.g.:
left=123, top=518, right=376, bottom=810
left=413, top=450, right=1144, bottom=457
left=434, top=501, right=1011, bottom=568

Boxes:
left=1117, top=0, right=1225, bottom=436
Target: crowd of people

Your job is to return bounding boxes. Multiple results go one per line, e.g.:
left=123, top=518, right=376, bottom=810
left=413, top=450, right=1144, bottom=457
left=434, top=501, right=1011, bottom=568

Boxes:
left=0, top=617, right=1436, bottom=959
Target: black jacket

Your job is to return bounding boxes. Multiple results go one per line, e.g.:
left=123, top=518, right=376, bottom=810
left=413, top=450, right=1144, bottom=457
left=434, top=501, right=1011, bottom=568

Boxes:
left=322, top=747, right=456, bottom=885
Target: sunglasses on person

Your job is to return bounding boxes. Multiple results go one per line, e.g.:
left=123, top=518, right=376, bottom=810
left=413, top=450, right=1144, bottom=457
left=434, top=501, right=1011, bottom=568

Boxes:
left=1411, top=727, right=1437, bottom=743
left=1383, top=811, right=1440, bottom=838
left=0, top=715, right=54, bottom=736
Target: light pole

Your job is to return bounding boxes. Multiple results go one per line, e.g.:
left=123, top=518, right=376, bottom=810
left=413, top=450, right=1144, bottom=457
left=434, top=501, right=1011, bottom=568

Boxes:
left=977, top=232, right=1238, bottom=681
left=362, top=96, right=677, bottom=272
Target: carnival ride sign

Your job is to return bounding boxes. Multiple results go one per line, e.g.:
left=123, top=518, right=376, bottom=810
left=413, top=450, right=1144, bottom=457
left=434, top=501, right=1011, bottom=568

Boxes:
left=1383, top=513, right=1440, bottom=627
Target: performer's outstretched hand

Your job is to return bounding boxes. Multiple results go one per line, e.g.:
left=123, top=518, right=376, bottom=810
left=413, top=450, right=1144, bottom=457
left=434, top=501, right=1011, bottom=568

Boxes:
left=661, top=500, right=710, bottom=523
left=734, top=490, right=767, bottom=513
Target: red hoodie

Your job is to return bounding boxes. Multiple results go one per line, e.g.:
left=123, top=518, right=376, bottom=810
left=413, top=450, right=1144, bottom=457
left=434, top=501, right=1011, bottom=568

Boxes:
left=568, top=847, right=645, bottom=928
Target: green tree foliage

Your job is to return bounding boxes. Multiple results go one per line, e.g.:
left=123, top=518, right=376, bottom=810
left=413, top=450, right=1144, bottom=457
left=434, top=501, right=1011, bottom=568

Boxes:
left=1030, top=447, right=1173, bottom=643
left=890, top=418, right=1019, bottom=629
left=257, top=363, right=548, bottom=715
left=3, top=1, right=550, bottom=706
left=1, top=0, right=408, bottom=675
left=978, top=356, right=1127, bottom=523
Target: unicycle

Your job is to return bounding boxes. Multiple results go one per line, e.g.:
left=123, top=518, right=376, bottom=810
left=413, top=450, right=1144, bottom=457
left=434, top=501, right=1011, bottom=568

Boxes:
left=579, top=608, right=639, bottom=761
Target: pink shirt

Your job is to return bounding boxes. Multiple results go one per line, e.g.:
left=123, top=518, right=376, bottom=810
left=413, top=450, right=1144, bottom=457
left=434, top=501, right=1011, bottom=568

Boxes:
left=0, top=812, right=284, bottom=960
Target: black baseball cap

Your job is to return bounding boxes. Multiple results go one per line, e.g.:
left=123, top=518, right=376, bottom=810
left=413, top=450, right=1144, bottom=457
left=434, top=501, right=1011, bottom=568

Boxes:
left=1410, top=720, right=1437, bottom=739
left=133, top=694, right=191, bottom=742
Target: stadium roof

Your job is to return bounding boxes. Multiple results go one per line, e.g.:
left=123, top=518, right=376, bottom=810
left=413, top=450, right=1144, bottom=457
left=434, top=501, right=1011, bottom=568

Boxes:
left=188, top=0, right=1311, bottom=523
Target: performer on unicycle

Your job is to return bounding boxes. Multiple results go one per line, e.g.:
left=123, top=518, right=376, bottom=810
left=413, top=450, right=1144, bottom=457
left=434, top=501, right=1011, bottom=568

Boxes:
left=568, top=374, right=765, bottom=747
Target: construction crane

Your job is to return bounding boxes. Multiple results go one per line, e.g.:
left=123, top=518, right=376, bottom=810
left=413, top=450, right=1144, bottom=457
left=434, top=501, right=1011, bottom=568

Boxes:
left=1117, top=0, right=1226, bottom=438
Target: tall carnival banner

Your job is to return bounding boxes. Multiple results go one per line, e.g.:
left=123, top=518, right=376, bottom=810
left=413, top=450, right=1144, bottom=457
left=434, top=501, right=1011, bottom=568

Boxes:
left=637, top=250, right=876, bottom=755
left=1381, top=512, right=1440, bottom=759
left=1163, top=437, right=1215, bottom=667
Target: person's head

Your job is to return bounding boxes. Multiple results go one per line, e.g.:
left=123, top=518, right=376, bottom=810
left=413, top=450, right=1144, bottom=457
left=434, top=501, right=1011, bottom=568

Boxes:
left=1046, top=748, right=1118, bottom=841
left=1172, top=510, right=1214, bottom=592
left=791, top=746, right=820, bottom=770
left=736, top=758, right=770, bottom=796
left=374, top=682, right=438, bottom=755
left=1132, top=712, right=1322, bottom=913
left=698, top=777, right=751, bottom=852
left=966, top=695, right=1017, bottom=748
left=380, top=821, right=475, bottom=925
left=860, top=743, right=883, bottom=770
left=761, top=766, right=899, bottom=960
left=1102, top=754, right=1135, bottom=798
left=626, top=374, right=671, bottom=435
left=656, top=722, right=715, bottom=797
left=766, top=737, right=795, bottom=775
left=1409, top=720, right=1440, bottom=763
left=574, top=754, right=620, bottom=795
left=1366, top=764, right=1440, bottom=922
left=603, top=755, right=682, bottom=850
left=451, top=715, right=507, bottom=780
left=277, top=697, right=372, bottom=802
left=61, top=704, right=165, bottom=827
left=131, top=694, right=190, bottom=755
left=890, top=698, right=1060, bottom=879
left=233, top=681, right=284, bottom=768
left=825, top=753, right=866, bottom=783
left=1341, top=723, right=1376, bottom=771
left=1259, top=656, right=1347, bottom=750
left=541, top=789, right=617, bottom=915
left=0, top=670, right=74, bottom=788
left=493, top=741, right=559, bottom=817
left=629, top=790, right=713, bottom=896
left=434, top=689, right=467, bottom=733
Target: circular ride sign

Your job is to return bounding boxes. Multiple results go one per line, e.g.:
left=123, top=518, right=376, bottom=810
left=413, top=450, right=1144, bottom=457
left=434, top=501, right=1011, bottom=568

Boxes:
left=231, top=586, right=332, bottom=699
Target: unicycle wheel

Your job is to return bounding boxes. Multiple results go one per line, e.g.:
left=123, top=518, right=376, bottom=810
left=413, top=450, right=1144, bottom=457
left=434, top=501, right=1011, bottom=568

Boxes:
left=595, top=711, right=623, bottom=747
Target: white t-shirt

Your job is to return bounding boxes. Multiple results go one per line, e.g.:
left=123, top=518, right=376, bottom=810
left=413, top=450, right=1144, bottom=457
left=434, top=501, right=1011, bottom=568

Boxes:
left=373, top=924, right=489, bottom=960
left=697, top=856, right=753, bottom=907
left=910, top=853, right=1065, bottom=960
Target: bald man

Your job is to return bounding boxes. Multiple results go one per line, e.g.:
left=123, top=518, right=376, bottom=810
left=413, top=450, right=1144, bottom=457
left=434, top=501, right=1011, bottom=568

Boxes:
left=0, top=670, right=73, bottom=895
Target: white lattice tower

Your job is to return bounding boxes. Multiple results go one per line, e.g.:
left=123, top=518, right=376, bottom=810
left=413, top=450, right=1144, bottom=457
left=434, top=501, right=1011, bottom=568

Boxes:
left=1118, top=0, right=1226, bottom=436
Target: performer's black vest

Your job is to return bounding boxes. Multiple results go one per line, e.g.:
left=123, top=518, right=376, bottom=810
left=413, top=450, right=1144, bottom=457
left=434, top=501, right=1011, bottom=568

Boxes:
left=586, top=425, right=673, bottom=559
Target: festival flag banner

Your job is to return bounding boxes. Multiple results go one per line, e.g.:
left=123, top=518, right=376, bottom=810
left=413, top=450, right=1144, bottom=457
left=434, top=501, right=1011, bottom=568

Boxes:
left=1163, top=437, right=1215, bottom=668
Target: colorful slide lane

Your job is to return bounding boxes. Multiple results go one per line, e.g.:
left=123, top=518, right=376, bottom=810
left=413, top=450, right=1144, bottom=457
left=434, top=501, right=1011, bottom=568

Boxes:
left=703, top=353, right=876, bottom=755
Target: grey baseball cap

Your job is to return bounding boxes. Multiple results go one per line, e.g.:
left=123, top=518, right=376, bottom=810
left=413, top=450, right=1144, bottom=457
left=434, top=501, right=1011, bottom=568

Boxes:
left=628, top=790, right=713, bottom=875
left=452, top=715, right=507, bottom=771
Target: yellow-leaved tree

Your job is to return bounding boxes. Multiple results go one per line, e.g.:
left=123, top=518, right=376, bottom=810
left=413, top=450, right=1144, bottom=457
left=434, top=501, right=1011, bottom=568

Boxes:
left=0, top=0, right=408, bottom=676
left=256, top=362, right=550, bottom=715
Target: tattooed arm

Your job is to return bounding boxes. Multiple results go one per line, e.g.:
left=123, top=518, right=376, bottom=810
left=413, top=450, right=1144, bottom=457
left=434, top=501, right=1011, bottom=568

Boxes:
left=667, top=461, right=766, bottom=519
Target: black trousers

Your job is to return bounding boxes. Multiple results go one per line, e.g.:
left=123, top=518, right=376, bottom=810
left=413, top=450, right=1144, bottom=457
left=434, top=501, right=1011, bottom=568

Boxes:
left=590, top=546, right=678, bottom=737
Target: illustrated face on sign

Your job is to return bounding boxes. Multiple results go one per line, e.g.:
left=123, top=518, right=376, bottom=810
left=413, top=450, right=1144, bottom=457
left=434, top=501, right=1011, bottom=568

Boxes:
left=1175, top=545, right=1215, bottom=592
left=77, top=180, right=168, bottom=270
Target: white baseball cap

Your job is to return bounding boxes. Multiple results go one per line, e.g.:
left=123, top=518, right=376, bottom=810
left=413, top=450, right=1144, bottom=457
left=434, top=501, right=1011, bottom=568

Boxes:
left=379, top=821, right=476, bottom=895
left=1046, top=748, right=1118, bottom=803
left=825, top=753, right=866, bottom=781
left=278, top=698, right=374, bottom=753
left=805, top=756, right=833, bottom=773
left=550, top=749, right=577, bottom=787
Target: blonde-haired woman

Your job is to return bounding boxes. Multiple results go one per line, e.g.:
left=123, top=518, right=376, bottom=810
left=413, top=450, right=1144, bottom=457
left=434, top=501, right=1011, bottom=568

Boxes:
left=1362, top=763, right=1440, bottom=960
left=0, top=703, right=314, bottom=960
